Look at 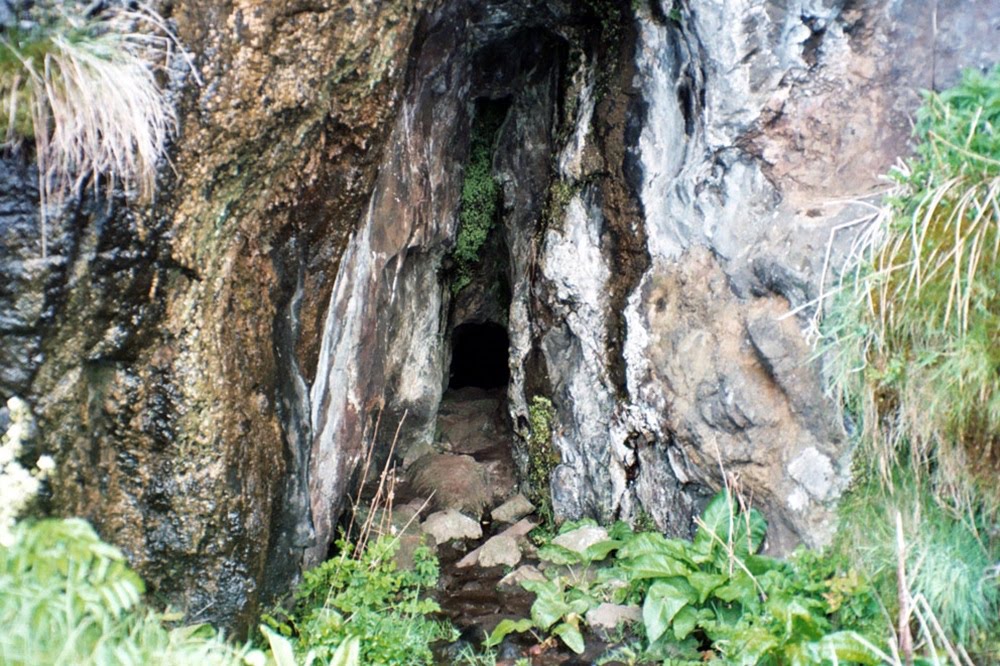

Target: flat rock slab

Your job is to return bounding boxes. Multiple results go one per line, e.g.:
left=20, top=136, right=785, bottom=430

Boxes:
left=457, top=517, right=536, bottom=568
left=585, top=603, right=641, bottom=630
left=478, top=534, right=521, bottom=568
left=552, top=525, right=609, bottom=553
left=421, top=509, right=482, bottom=544
left=497, top=564, right=546, bottom=592
left=491, top=493, right=535, bottom=524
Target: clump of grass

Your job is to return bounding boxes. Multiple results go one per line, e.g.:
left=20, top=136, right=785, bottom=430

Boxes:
left=1, top=1, right=194, bottom=254
left=824, top=66, right=1000, bottom=511
left=834, top=472, right=1000, bottom=656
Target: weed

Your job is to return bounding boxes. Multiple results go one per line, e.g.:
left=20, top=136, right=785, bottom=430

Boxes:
left=262, top=535, right=453, bottom=665
left=833, top=471, right=1000, bottom=656
left=823, top=66, right=1000, bottom=512
left=491, top=490, right=888, bottom=664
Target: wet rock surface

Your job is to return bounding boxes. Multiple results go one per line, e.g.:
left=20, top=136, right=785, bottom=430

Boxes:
left=2, top=0, right=998, bottom=634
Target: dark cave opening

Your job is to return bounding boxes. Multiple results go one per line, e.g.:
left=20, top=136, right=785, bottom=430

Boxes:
left=448, top=322, right=510, bottom=390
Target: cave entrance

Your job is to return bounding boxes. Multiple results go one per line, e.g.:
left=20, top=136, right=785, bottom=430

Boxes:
left=449, top=322, right=510, bottom=390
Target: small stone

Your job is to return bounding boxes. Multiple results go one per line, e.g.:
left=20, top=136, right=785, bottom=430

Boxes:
left=420, top=509, right=482, bottom=545
left=478, top=534, right=521, bottom=568
left=497, top=564, right=546, bottom=592
left=491, top=494, right=535, bottom=524
left=585, top=603, right=641, bottom=631
left=552, top=525, right=608, bottom=553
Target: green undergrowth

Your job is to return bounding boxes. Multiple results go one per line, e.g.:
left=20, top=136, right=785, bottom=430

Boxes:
left=823, top=65, right=1000, bottom=511
left=832, top=471, right=1000, bottom=658
left=451, top=102, right=506, bottom=294
left=261, top=535, right=454, bottom=665
left=0, top=518, right=252, bottom=666
left=819, top=66, right=1000, bottom=662
left=488, top=490, right=890, bottom=665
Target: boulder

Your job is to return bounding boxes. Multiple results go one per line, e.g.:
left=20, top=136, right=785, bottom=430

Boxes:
left=420, top=509, right=482, bottom=545
left=552, top=525, right=609, bottom=554
left=478, top=534, right=521, bottom=568
left=491, top=494, right=535, bottom=524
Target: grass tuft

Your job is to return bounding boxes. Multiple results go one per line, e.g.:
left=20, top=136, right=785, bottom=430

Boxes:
left=1, top=1, right=194, bottom=254
left=823, top=66, right=1000, bottom=511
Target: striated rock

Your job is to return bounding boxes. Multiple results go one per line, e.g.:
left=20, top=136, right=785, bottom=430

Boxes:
left=2, top=0, right=997, bottom=634
left=420, top=510, right=482, bottom=545
left=492, top=494, right=535, bottom=524
left=478, top=534, right=521, bottom=568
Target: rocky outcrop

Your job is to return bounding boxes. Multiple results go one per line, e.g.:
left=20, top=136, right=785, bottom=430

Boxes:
left=2, top=0, right=998, bottom=631
left=1, top=0, right=427, bottom=631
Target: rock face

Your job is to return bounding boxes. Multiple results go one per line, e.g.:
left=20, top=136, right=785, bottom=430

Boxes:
left=1, top=0, right=997, bottom=631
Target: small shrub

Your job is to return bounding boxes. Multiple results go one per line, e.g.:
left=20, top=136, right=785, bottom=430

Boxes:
left=263, top=534, right=454, bottom=665
left=491, top=490, right=888, bottom=665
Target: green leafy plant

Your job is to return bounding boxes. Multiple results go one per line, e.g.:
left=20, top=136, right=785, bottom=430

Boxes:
left=262, top=534, right=454, bottom=665
left=491, top=491, right=888, bottom=665
left=0, top=518, right=251, bottom=665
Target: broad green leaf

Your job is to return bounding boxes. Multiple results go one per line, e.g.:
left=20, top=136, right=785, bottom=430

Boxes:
left=620, top=553, right=692, bottom=580
left=553, top=620, right=585, bottom=654
left=581, top=539, right=622, bottom=562
left=524, top=581, right=572, bottom=631
left=693, top=491, right=732, bottom=557
left=671, top=605, right=699, bottom=641
left=686, top=571, right=727, bottom=604
left=260, top=625, right=297, bottom=666
left=816, top=631, right=886, bottom=665
left=643, top=578, right=697, bottom=643
left=486, top=618, right=534, bottom=647
left=617, top=532, right=696, bottom=565
left=713, top=572, right=756, bottom=604
left=731, top=507, right=767, bottom=558
left=536, top=543, right=583, bottom=566
left=608, top=520, right=635, bottom=541
left=725, top=625, right=780, bottom=666
left=767, top=594, right=827, bottom=640
left=329, top=636, right=360, bottom=666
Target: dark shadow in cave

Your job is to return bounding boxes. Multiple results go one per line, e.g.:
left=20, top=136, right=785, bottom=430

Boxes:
left=449, top=322, right=510, bottom=390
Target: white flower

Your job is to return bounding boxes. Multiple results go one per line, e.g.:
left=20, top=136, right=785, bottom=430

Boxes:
left=35, top=455, right=56, bottom=472
left=4, top=422, right=25, bottom=448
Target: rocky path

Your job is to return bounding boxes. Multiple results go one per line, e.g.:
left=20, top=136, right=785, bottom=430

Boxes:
left=354, top=388, right=628, bottom=664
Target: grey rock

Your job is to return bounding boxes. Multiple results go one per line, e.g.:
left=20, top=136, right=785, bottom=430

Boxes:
left=497, top=564, right=546, bottom=592
left=491, top=493, right=535, bottom=524
left=585, top=603, right=641, bottom=631
left=478, top=534, right=521, bottom=568
left=420, top=510, right=482, bottom=545
left=551, top=525, right=608, bottom=554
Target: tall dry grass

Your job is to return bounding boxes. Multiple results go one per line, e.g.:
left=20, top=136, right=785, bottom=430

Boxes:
left=1, top=2, right=197, bottom=254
